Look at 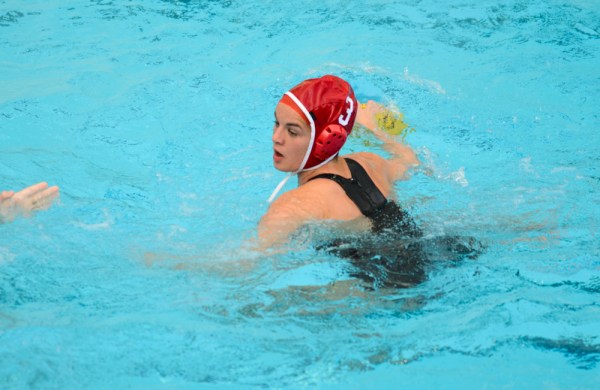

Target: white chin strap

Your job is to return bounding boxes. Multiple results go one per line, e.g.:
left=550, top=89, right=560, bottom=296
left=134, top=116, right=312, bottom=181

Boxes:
left=266, top=153, right=338, bottom=203
left=267, top=172, right=293, bottom=203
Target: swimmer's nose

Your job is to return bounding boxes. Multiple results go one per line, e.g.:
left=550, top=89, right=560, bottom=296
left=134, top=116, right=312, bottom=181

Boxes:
left=272, top=125, right=284, bottom=144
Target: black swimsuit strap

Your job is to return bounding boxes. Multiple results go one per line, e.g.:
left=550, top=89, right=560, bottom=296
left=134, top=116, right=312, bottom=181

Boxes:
left=346, top=158, right=388, bottom=206
left=309, top=158, right=387, bottom=216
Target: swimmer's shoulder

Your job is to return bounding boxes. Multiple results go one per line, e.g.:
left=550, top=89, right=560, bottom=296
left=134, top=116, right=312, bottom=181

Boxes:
left=267, top=186, right=328, bottom=220
left=342, top=152, right=397, bottom=197
left=259, top=187, right=326, bottom=247
left=343, top=151, right=387, bottom=169
left=344, top=151, right=413, bottom=184
left=342, top=151, right=389, bottom=178
left=273, top=179, right=363, bottom=222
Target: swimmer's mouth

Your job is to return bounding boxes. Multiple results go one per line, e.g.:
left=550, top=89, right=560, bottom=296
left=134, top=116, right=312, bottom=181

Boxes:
left=273, top=149, right=284, bottom=164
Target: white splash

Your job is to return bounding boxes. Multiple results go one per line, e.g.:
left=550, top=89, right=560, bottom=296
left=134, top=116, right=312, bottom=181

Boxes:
left=447, top=167, right=469, bottom=187
left=72, top=209, right=113, bottom=230
left=308, top=63, right=446, bottom=95
left=403, top=67, right=446, bottom=94
left=519, top=156, right=534, bottom=173
left=418, top=147, right=468, bottom=187
left=0, top=247, right=16, bottom=265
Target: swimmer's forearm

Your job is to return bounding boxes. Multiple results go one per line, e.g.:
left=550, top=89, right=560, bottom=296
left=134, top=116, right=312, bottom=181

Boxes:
left=144, top=251, right=258, bottom=274
left=357, top=101, right=419, bottom=166
left=372, top=127, right=419, bottom=166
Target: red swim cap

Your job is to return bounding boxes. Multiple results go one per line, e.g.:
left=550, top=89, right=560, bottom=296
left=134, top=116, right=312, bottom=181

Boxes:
left=280, top=75, right=357, bottom=171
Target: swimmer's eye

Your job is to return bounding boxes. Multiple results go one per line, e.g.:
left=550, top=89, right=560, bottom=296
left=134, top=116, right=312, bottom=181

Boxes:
left=273, top=120, right=300, bottom=137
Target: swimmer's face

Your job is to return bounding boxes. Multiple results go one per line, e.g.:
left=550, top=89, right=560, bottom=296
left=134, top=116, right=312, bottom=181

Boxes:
left=272, top=102, right=311, bottom=172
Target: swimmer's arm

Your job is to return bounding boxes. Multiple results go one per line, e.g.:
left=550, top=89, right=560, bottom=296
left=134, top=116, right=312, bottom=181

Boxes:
left=257, top=191, right=316, bottom=250
left=372, top=125, right=419, bottom=181
left=356, top=100, right=419, bottom=181
left=144, top=250, right=259, bottom=274
left=145, top=230, right=293, bottom=272
left=146, top=197, right=310, bottom=271
left=144, top=194, right=311, bottom=271
left=0, top=182, right=60, bottom=224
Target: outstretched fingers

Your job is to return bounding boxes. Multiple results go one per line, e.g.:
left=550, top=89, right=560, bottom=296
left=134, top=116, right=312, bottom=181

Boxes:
left=14, top=182, right=49, bottom=199
left=1, top=190, right=15, bottom=202
left=13, top=182, right=60, bottom=211
left=32, top=185, right=60, bottom=211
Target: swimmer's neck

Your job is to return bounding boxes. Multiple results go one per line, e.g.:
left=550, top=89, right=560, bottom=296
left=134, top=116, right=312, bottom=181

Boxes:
left=296, top=156, right=347, bottom=186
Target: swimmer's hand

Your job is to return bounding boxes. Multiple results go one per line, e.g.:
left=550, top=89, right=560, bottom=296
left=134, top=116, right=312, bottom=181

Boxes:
left=357, top=100, right=412, bottom=137
left=356, top=100, right=419, bottom=179
left=0, top=182, right=60, bottom=224
left=356, top=100, right=384, bottom=131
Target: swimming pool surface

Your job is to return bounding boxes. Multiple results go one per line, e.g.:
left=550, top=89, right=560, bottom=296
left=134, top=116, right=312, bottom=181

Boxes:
left=1, top=0, right=599, bottom=388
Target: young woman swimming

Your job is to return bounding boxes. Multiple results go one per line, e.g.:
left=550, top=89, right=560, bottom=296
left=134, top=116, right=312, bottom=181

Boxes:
left=149, top=75, right=482, bottom=287
left=258, top=75, right=482, bottom=288
left=259, top=75, right=420, bottom=247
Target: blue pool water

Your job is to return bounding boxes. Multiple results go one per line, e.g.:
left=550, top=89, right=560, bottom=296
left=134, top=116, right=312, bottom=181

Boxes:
left=1, top=0, right=599, bottom=388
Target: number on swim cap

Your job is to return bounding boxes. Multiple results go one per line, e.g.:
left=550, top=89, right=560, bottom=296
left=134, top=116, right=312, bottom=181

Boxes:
left=338, top=96, right=354, bottom=126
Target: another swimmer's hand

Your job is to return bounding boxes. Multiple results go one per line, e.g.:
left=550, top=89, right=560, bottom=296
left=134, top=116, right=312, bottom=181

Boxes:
left=0, top=182, right=60, bottom=224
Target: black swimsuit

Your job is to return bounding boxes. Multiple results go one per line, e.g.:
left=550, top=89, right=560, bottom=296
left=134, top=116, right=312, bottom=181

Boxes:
left=310, top=158, right=483, bottom=289
left=309, top=158, right=422, bottom=236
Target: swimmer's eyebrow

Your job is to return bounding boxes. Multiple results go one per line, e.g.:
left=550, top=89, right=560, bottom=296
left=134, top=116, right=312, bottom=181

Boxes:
left=273, top=112, right=304, bottom=128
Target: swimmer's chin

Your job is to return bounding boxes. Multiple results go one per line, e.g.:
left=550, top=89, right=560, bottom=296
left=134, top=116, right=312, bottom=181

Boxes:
left=272, top=163, right=299, bottom=173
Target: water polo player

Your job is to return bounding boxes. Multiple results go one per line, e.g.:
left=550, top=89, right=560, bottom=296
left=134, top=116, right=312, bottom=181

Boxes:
left=258, top=75, right=482, bottom=288
left=259, top=75, right=420, bottom=243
